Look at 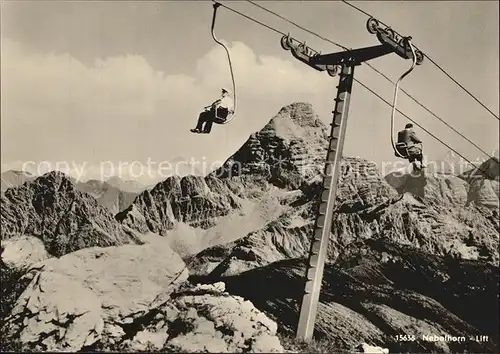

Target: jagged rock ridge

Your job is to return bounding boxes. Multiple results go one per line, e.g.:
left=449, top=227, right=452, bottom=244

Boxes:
left=1, top=171, right=141, bottom=256
left=116, top=174, right=242, bottom=236
left=460, top=157, right=500, bottom=210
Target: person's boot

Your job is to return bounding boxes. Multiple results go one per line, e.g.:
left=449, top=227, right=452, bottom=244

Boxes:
left=190, top=128, right=201, bottom=133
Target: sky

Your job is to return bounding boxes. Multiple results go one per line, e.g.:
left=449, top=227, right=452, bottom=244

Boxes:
left=1, top=0, right=498, bottom=183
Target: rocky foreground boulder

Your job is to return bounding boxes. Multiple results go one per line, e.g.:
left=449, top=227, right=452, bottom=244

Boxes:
left=1, top=237, right=285, bottom=353
left=2, top=238, right=188, bottom=351
left=127, top=282, right=284, bottom=353
left=1, top=235, right=50, bottom=272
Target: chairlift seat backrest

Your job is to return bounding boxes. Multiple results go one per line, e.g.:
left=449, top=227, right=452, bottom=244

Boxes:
left=213, top=107, right=233, bottom=124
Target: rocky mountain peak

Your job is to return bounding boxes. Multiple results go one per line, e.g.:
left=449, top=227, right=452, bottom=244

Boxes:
left=265, top=102, right=326, bottom=131
left=463, top=157, right=500, bottom=181
left=34, top=171, right=76, bottom=192
left=83, top=179, right=105, bottom=188
left=212, top=102, right=329, bottom=189
left=458, top=157, right=500, bottom=210
left=1, top=171, right=139, bottom=257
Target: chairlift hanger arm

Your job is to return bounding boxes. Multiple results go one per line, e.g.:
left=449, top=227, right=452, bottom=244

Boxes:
left=391, top=36, right=418, bottom=158
left=210, top=1, right=237, bottom=125
left=211, top=2, right=220, bottom=30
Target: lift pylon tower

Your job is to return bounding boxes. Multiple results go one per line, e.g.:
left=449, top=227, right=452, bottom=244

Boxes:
left=280, top=18, right=424, bottom=342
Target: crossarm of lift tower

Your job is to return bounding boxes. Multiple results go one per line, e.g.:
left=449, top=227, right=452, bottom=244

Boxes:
left=280, top=17, right=424, bottom=77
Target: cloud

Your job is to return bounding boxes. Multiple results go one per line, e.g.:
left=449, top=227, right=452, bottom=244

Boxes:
left=1, top=37, right=335, bottom=182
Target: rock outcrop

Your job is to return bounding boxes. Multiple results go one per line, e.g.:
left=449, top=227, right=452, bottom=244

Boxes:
left=189, top=162, right=498, bottom=277
left=0, top=171, right=141, bottom=256
left=460, top=157, right=500, bottom=210
left=1, top=236, right=50, bottom=272
left=148, top=282, right=283, bottom=353
left=1, top=238, right=283, bottom=353
left=2, top=239, right=188, bottom=351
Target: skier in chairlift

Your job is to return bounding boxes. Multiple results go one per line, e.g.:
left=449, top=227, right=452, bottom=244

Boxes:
left=396, top=123, right=426, bottom=169
left=190, top=88, right=234, bottom=134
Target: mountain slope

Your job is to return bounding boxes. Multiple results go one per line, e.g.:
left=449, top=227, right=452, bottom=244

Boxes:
left=1, top=171, right=141, bottom=256
left=1, top=102, right=498, bottom=352
left=1, top=170, right=36, bottom=193
left=75, top=179, right=138, bottom=214
left=459, top=157, right=500, bottom=210
left=114, top=102, right=498, bottom=270
left=106, top=176, right=146, bottom=194
left=192, top=239, right=498, bottom=353
left=183, top=101, right=497, bottom=275
left=118, top=103, right=397, bottom=254
left=189, top=169, right=498, bottom=279
left=116, top=174, right=243, bottom=234
left=180, top=102, right=499, bottom=352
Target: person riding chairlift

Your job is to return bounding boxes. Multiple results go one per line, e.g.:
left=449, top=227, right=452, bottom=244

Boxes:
left=396, top=123, right=426, bottom=169
left=190, top=88, right=234, bottom=134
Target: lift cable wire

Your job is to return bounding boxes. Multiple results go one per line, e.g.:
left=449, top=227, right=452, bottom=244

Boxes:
left=213, top=1, right=285, bottom=36
left=246, top=0, right=349, bottom=50
left=423, top=55, right=500, bottom=121
left=340, top=0, right=500, bottom=122
left=340, top=0, right=389, bottom=27
left=244, top=0, right=498, bottom=164
left=212, top=0, right=495, bottom=178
